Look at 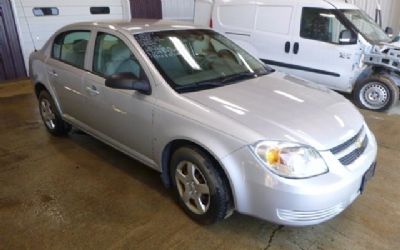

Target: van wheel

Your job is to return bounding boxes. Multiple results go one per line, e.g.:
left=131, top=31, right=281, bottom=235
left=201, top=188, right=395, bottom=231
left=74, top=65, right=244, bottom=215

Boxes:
left=354, top=75, right=399, bottom=112
left=38, top=91, right=71, bottom=136
left=170, top=146, right=231, bottom=225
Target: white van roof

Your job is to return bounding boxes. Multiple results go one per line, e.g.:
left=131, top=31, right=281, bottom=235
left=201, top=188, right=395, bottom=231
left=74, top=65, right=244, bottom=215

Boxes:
left=214, top=0, right=358, bottom=10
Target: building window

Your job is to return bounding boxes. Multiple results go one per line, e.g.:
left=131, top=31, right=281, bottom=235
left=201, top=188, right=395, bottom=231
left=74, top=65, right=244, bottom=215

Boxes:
left=90, top=7, right=110, bottom=15
left=33, top=7, right=59, bottom=16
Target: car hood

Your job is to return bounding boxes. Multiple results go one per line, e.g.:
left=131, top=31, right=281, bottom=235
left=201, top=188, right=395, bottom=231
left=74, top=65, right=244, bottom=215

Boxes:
left=182, top=72, right=364, bottom=151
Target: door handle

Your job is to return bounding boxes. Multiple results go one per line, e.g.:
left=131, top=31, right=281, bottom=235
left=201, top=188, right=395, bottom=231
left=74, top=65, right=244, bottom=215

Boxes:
left=293, top=42, right=299, bottom=54
left=48, top=70, right=58, bottom=77
left=86, top=86, right=100, bottom=96
left=285, top=42, right=291, bottom=53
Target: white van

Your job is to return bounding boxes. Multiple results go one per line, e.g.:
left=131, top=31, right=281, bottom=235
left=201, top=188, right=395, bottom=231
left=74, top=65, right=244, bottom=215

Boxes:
left=194, top=0, right=400, bottom=111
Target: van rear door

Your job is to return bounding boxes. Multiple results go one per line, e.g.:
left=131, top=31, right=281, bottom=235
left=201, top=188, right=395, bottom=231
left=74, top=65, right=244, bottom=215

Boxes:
left=213, top=3, right=257, bottom=56
left=251, top=1, right=296, bottom=70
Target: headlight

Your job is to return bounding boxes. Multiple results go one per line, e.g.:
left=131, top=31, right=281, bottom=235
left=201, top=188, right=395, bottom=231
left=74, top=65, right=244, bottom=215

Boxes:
left=252, top=141, right=328, bottom=179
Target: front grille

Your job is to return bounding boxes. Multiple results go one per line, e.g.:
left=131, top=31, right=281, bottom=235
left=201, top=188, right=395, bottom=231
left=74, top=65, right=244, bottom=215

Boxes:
left=338, top=136, right=369, bottom=166
left=330, top=127, right=364, bottom=154
left=330, top=126, right=368, bottom=166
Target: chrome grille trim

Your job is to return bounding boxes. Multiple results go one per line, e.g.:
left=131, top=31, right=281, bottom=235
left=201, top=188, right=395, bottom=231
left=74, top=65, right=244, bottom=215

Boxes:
left=338, top=135, right=369, bottom=166
left=330, top=126, right=364, bottom=154
left=330, top=126, right=368, bottom=166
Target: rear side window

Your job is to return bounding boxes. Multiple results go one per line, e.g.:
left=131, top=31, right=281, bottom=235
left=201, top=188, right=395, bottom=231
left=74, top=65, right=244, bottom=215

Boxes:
left=255, top=6, right=293, bottom=35
left=52, top=31, right=91, bottom=68
left=90, top=7, right=110, bottom=15
left=93, top=33, right=142, bottom=78
left=300, top=8, right=348, bottom=44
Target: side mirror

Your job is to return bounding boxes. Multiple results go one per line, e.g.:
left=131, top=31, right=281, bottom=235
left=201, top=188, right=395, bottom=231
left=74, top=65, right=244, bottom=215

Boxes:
left=385, top=27, right=394, bottom=38
left=105, top=72, right=151, bottom=95
left=339, top=30, right=357, bottom=45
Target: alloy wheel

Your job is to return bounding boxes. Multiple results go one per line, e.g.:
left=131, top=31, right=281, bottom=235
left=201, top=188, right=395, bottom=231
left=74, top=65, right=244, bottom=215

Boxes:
left=175, top=161, right=211, bottom=215
left=40, top=98, right=56, bottom=130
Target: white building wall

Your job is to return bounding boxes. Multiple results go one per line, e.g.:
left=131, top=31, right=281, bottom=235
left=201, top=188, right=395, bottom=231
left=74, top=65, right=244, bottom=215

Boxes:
left=161, top=0, right=195, bottom=20
left=11, top=0, right=131, bottom=70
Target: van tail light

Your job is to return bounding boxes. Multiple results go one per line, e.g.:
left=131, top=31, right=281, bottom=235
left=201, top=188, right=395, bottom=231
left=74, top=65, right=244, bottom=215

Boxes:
left=209, top=18, right=213, bottom=28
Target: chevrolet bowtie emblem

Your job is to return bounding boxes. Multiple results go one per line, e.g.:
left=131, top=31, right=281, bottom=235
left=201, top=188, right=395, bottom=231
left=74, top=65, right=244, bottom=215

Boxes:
left=356, top=138, right=363, bottom=149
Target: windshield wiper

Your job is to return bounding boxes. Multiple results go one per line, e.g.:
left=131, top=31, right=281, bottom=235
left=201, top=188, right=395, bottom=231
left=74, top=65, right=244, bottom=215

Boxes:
left=175, top=71, right=270, bottom=93
left=175, top=80, right=224, bottom=93
left=220, top=71, right=263, bottom=84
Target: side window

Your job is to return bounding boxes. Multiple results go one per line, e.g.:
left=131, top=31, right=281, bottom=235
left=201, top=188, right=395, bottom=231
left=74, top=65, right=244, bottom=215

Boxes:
left=300, top=8, right=347, bottom=44
left=90, top=7, right=110, bottom=15
left=33, top=7, right=59, bottom=16
left=52, top=31, right=91, bottom=68
left=256, top=6, right=293, bottom=35
left=93, top=33, right=142, bottom=78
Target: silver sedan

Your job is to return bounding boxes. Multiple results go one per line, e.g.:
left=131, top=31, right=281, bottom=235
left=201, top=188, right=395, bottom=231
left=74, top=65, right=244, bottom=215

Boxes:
left=29, top=20, right=377, bottom=226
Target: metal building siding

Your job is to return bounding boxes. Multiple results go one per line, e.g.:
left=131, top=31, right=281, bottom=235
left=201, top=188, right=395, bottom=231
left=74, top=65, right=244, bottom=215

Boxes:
left=0, top=0, right=26, bottom=81
left=346, top=0, right=400, bottom=33
left=130, top=0, right=162, bottom=19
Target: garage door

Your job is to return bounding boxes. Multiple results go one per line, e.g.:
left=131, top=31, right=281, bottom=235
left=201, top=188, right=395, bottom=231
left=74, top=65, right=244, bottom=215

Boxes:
left=130, top=0, right=162, bottom=19
left=0, top=0, right=26, bottom=82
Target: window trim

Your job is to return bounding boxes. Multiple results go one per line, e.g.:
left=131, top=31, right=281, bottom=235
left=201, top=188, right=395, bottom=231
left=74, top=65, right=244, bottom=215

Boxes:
left=51, top=30, right=92, bottom=70
left=299, top=7, right=357, bottom=46
left=91, top=32, right=148, bottom=81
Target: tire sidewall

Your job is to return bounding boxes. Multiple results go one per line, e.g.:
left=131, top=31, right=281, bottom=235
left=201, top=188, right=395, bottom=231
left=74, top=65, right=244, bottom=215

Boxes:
left=38, top=91, right=69, bottom=135
left=354, top=75, right=399, bottom=112
left=170, top=147, right=228, bottom=225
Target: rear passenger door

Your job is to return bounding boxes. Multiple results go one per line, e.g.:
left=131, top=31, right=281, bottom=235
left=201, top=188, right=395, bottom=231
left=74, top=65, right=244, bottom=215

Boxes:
left=47, top=30, right=92, bottom=121
left=252, top=2, right=296, bottom=68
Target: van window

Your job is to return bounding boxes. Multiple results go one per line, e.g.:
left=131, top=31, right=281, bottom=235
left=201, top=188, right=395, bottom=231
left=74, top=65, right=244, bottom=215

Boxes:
left=52, top=31, right=91, bottom=68
left=300, top=8, right=347, bottom=44
left=93, top=33, right=142, bottom=78
left=90, top=7, right=110, bottom=15
left=219, top=5, right=256, bottom=30
left=256, top=6, right=293, bottom=34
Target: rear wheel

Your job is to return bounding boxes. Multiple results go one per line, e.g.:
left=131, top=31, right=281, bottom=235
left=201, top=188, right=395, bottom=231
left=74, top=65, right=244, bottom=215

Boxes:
left=170, top=146, right=232, bottom=225
left=354, top=75, right=399, bottom=111
left=38, top=91, right=71, bottom=136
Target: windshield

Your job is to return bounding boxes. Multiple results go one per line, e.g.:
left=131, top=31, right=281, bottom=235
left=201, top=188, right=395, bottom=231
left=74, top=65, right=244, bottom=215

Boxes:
left=134, top=29, right=270, bottom=93
left=341, top=9, right=390, bottom=43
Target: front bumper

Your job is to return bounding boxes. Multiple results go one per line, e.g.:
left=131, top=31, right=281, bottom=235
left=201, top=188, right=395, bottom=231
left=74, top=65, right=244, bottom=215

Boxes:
left=221, top=128, right=378, bottom=226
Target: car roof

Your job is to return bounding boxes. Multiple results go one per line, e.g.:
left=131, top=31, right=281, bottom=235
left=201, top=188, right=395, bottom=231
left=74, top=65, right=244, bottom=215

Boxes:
left=66, top=19, right=206, bottom=34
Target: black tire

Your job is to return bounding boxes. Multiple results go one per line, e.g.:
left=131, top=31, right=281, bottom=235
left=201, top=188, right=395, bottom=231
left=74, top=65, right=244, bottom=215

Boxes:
left=353, top=75, right=399, bottom=112
left=38, top=90, right=71, bottom=136
left=170, top=146, right=232, bottom=225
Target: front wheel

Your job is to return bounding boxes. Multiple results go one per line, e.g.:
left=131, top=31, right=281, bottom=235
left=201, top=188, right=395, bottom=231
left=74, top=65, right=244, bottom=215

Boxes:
left=353, top=75, right=399, bottom=112
left=170, top=146, right=232, bottom=225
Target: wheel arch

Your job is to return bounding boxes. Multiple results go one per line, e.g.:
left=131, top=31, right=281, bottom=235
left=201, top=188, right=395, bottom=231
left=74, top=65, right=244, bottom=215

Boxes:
left=34, top=82, right=48, bottom=97
left=33, top=80, right=64, bottom=115
left=161, top=138, right=235, bottom=208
